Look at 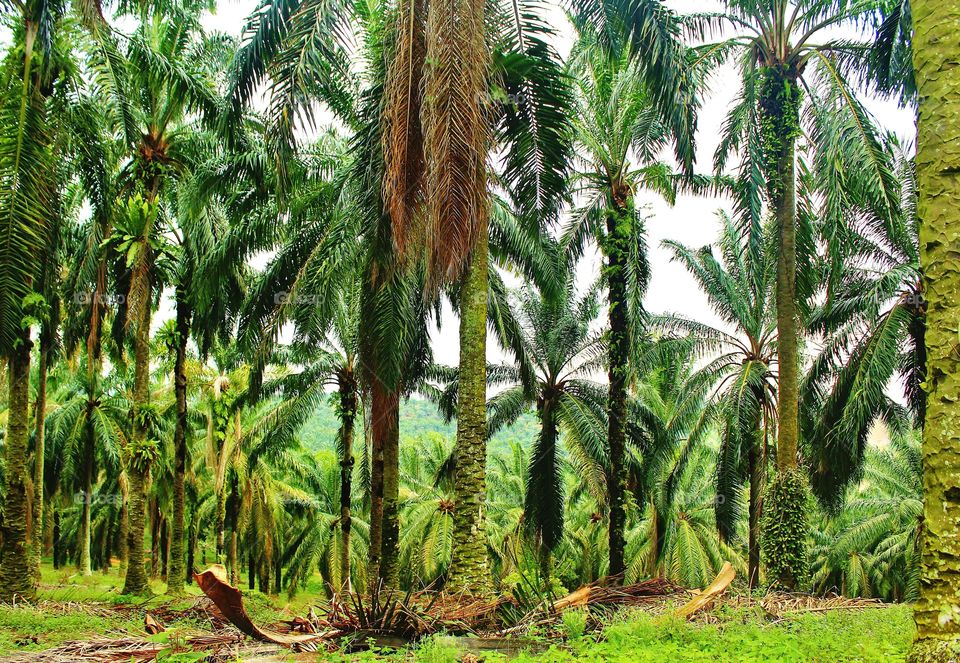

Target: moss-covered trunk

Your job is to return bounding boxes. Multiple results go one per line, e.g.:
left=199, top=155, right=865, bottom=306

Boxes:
left=167, top=294, right=191, bottom=594
left=337, top=374, right=356, bottom=593
left=0, top=332, right=36, bottom=600
left=758, top=67, right=807, bottom=590
left=604, top=202, right=630, bottom=581
left=448, top=230, right=492, bottom=595
left=122, top=269, right=152, bottom=596
left=910, top=2, right=960, bottom=658
left=31, top=338, right=48, bottom=581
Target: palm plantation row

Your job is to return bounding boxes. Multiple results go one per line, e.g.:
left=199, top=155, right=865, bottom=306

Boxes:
left=0, top=0, right=957, bottom=658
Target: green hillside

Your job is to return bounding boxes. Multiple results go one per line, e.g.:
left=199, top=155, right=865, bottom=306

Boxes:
left=298, top=396, right=540, bottom=456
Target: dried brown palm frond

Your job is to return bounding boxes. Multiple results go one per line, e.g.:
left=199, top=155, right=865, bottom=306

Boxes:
left=382, top=0, right=428, bottom=259
left=421, top=0, right=491, bottom=286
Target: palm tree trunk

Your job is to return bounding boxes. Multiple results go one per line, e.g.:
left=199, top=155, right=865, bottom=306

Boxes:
left=79, top=431, right=93, bottom=576
left=229, top=530, right=239, bottom=586
left=187, top=518, right=197, bottom=584
left=382, top=390, right=401, bottom=588
left=910, top=3, right=960, bottom=658
left=0, top=332, right=36, bottom=600
left=448, top=231, right=492, bottom=595
left=758, top=67, right=807, bottom=590
left=604, top=202, right=630, bottom=581
left=31, top=339, right=48, bottom=581
left=122, top=271, right=153, bottom=596
left=747, top=427, right=763, bottom=590
left=167, top=294, right=191, bottom=594
left=337, top=376, right=356, bottom=593
left=368, top=373, right=401, bottom=589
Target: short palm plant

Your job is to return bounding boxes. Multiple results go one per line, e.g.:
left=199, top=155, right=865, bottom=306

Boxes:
left=486, top=272, right=607, bottom=578
left=810, top=431, right=921, bottom=601
left=804, top=151, right=922, bottom=511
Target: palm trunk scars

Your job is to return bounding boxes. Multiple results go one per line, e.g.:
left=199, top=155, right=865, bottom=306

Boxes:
left=909, top=1, right=960, bottom=659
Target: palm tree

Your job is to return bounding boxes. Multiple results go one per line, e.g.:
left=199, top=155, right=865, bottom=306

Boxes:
left=100, top=4, right=220, bottom=596
left=654, top=212, right=778, bottom=587
left=230, top=0, right=573, bottom=595
left=257, top=276, right=363, bottom=593
left=704, top=0, right=900, bottom=588
left=909, top=1, right=960, bottom=656
left=0, top=0, right=66, bottom=599
left=804, top=150, right=922, bottom=513
left=44, top=366, right=126, bottom=575
left=810, top=431, right=921, bottom=601
left=628, top=445, right=745, bottom=589
left=562, top=27, right=701, bottom=579
left=486, top=274, right=607, bottom=577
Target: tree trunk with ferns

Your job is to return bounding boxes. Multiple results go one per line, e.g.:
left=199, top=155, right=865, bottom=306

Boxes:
left=604, top=193, right=631, bottom=582
left=758, top=66, right=808, bottom=590
left=167, top=292, right=191, bottom=594
left=448, top=232, right=492, bottom=595
left=0, top=333, right=35, bottom=600
left=337, top=372, right=357, bottom=592
left=910, top=1, right=960, bottom=658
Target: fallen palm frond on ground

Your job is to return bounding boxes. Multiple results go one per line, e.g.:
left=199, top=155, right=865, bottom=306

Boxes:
left=0, top=633, right=244, bottom=662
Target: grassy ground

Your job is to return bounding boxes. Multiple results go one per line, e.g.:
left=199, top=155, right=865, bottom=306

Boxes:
left=0, top=564, right=915, bottom=661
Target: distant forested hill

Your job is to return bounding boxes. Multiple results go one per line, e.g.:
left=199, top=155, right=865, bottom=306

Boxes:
left=298, top=396, right=540, bottom=456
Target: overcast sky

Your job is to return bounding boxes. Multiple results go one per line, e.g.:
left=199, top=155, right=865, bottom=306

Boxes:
left=3, top=0, right=915, bottom=369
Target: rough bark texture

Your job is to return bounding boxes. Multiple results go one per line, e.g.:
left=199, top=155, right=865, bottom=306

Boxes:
left=379, top=391, right=401, bottom=588
left=122, top=272, right=152, bottom=596
left=167, top=295, right=191, bottom=594
left=604, top=203, right=630, bottom=581
left=337, top=374, right=356, bottom=592
left=0, top=334, right=36, bottom=600
left=910, top=2, right=960, bottom=659
left=759, top=67, right=807, bottom=590
left=448, top=232, right=492, bottom=595
left=368, top=379, right=399, bottom=588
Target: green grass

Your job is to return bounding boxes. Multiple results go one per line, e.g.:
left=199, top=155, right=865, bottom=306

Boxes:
left=508, top=605, right=915, bottom=663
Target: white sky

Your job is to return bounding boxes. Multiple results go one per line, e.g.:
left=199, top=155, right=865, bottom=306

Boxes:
left=1, top=1, right=915, bottom=370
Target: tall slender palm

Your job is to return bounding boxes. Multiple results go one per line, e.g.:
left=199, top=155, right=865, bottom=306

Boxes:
left=562, top=28, right=701, bottom=579
left=654, top=212, right=778, bottom=587
left=100, top=5, right=220, bottom=595
left=231, top=0, right=573, bottom=594
left=910, top=1, right=960, bottom=656
left=704, top=0, right=900, bottom=588
left=0, top=0, right=66, bottom=599
left=255, top=272, right=363, bottom=592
